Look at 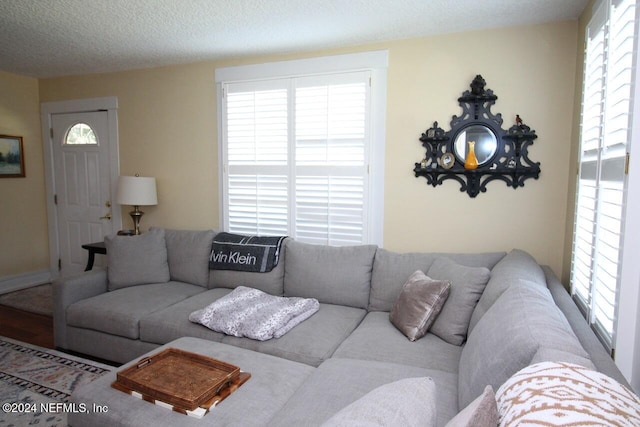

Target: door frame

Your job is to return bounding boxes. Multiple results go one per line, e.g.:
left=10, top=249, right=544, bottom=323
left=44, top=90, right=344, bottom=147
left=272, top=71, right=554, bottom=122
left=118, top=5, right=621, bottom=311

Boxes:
left=41, top=96, right=122, bottom=279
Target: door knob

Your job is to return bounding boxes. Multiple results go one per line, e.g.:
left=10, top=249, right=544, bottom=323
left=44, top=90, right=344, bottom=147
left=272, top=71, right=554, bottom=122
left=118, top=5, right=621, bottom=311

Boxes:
left=105, top=201, right=111, bottom=208
left=100, top=213, right=112, bottom=220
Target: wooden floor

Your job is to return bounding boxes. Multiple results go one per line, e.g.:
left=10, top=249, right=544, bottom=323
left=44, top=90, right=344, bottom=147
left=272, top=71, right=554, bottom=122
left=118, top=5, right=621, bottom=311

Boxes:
left=0, top=304, right=54, bottom=349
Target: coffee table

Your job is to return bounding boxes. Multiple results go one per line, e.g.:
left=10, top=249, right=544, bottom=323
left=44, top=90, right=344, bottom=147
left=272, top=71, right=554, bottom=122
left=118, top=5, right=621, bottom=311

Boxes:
left=68, top=337, right=315, bottom=427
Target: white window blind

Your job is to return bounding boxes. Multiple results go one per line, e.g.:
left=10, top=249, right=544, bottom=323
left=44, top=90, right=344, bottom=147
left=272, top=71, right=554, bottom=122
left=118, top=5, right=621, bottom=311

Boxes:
left=225, top=81, right=289, bottom=236
left=218, top=54, right=386, bottom=245
left=571, top=0, right=637, bottom=351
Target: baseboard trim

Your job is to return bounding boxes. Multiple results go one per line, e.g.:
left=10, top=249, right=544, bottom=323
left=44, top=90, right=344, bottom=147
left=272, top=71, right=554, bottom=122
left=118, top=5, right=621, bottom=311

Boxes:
left=0, top=270, right=52, bottom=295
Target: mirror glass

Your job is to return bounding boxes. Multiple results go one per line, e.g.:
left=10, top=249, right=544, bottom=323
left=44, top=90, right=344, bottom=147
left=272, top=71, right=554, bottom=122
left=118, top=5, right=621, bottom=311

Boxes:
left=453, top=125, right=498, bottom=165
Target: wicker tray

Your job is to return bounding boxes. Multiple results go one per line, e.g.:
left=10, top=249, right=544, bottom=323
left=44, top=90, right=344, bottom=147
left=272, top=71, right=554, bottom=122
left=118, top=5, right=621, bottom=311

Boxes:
left=112, top=348, right=243, bottom=412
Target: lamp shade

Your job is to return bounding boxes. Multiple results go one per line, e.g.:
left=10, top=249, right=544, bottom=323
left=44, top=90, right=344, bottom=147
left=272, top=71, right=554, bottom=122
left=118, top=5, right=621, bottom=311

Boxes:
left=116, top=176, right=157, bottom=206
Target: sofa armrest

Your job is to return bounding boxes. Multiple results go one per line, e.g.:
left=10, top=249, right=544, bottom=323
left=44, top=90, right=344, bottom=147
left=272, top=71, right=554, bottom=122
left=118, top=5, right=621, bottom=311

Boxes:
left=543, top=266, right=630, bottom=388
left=53, top=268, right=108, bottom=349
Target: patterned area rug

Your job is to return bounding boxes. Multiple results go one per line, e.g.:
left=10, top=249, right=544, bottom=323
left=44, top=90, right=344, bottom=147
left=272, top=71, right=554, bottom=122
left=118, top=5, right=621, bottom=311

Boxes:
left=0, top=284, right=52, bottom=316
left=0, top=336, right=113, bottom=426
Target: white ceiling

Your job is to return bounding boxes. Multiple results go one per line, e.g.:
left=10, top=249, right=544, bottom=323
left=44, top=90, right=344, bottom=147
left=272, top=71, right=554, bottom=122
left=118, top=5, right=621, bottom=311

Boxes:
left=0, top=0, right=588, bottom=79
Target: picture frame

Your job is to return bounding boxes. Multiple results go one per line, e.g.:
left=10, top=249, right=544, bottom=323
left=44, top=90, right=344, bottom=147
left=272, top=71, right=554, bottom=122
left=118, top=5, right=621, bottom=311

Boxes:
left=439, top=152, right=455, bottom=170
left=0, top=135, right=25, bottom=178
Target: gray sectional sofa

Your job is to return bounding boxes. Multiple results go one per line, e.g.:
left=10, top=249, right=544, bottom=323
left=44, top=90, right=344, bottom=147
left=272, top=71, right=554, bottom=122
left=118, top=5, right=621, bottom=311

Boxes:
left=53, top=228, right=629, bottom=426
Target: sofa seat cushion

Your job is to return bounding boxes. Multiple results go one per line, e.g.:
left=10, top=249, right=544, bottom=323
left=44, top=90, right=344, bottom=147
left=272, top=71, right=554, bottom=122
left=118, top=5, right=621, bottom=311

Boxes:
left=284, top=240, right=377, bottom=309
left=139, top=288, right=232, bottom=344
left=458, top=283, right=591, bottom=408
left=66, top=282, right=204, bottom=339
left=221, top=303, right=366, bottom=367
left=268, top=358, right=459, bottom=427
left=369, top=249, right=505, bottom=312
left=68, top=337, right=316, bottom=427
left=333, top=311, right=462, bottom=373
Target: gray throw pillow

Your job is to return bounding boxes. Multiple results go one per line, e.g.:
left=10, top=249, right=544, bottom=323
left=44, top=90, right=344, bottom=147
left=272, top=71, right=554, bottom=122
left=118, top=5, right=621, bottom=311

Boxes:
left=445, top=385, right=497, bottom=427
left=321, top=377, right=437, bottom=427
left=428, top=257, right=491, bottom=345
left=389, top=271, right=450, bottom=341
left=105, top=227, right=170, bottom=290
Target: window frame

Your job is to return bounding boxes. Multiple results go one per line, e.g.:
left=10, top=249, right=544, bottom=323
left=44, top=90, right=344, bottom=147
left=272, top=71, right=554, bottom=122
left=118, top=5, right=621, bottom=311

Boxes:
left=215, top=51, right=388, bottom=245
left=571, top=0, right=638, bottom=354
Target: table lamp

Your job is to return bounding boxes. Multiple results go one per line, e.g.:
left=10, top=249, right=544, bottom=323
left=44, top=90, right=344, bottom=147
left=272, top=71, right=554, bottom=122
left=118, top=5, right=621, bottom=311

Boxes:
left=116, top=175, right=158, bottom=235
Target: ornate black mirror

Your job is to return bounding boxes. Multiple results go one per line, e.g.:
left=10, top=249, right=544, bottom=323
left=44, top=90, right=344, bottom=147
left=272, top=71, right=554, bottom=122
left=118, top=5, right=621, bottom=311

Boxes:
left=414, top=75, right=540, bottom=197
left=453, top=124, right=497, bottom=165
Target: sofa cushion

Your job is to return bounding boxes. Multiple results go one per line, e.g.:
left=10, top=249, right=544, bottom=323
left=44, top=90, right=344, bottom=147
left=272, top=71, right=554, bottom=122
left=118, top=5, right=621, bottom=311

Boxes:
left=139, top=288, right=232, bottom=344
left=530, top=347, right=595, bottom=369
left=369, top=249, right=437, bottom=312
left=458, top=283, right=590, bottom=408
left=389, top=271, right=450, bottom=341
left=105, top=228, right=170, bottom=290
left=368, top=249, right=505, bottom=312
left=428, top=258, right=491, bottom=346
left=208, top=239, right=287, bottom=295
left=283, top=240, right=377, bottom=309
left=161, top=228, right=215, bottom=288
left=221, top=303, right=367, bottom=367
left=445, top=385, right=497, bottom=427
left=333, top=312, right=463, bottom=373
left=469, top=249, right=546, bottom=332
left=66, top=282, right=204, bottom=339
left=321, top=377, right=437, bottom=427
left=496, top=362, right=640, bottom=426
left=268, top=358, right=459, bottom=427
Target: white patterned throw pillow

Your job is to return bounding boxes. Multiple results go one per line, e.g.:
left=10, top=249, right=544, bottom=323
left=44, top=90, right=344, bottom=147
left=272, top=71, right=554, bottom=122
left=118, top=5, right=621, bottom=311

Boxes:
left=496, top=361, right=640, bottom=426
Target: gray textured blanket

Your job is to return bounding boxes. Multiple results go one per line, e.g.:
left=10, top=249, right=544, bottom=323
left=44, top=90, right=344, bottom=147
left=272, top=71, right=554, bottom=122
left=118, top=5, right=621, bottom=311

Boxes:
left=189, top=286, right=320, bottom=341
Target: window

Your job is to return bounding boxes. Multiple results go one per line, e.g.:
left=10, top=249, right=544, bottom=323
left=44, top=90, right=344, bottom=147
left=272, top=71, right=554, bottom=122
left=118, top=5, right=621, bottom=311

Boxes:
left=216, top=51, right=387, bottom=245
left=64, top=123, right=98, bottom=145
left=571, top=0, right=637, bottom=352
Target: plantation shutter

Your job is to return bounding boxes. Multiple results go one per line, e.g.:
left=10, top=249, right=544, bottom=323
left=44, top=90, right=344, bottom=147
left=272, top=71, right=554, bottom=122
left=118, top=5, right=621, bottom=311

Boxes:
left=295, top=73, right=369, bottom=245
left=225, top=80, right=289, bottom=236
left=222, top=71, right=372, bottom=245
left=571, top=0, right=637, bottom=350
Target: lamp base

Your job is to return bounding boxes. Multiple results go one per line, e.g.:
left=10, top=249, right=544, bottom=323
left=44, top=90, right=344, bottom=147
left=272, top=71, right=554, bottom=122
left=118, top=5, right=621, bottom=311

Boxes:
left=129, top=206, right=144, bottom=235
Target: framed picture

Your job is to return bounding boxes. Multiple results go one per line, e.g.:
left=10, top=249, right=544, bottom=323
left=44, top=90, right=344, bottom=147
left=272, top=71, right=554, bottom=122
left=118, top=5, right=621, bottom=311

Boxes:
left=439, top=152, right=455, bottom=169
left=0, top=135, right=25, bottom=178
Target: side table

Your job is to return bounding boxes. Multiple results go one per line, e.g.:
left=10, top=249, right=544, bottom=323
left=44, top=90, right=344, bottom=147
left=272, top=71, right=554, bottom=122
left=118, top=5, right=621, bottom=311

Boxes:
left=81, top=241, right=106, bottom=271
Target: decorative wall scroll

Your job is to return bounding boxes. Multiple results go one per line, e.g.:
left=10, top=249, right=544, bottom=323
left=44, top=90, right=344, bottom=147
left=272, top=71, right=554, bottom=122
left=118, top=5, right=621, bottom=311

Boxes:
left=414, top=75, right=540, bottom=197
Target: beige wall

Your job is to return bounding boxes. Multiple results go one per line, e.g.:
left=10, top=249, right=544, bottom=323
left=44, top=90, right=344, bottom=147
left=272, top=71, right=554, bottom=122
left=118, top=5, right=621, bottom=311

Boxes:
left=0, top=71, right=49, bottom=276
left=38, top=20, right=578, bottom=278
left=383, top=22, right=577, bottom=280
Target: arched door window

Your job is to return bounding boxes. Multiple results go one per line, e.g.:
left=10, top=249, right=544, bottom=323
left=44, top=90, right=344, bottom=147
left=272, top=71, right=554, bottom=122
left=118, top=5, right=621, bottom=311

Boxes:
left=64, top=123, right=98, bottom=145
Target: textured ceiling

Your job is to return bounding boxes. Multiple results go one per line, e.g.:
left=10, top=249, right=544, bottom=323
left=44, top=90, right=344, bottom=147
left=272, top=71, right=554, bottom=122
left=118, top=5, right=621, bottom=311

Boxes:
left=0, top=0, right=588, bottom=78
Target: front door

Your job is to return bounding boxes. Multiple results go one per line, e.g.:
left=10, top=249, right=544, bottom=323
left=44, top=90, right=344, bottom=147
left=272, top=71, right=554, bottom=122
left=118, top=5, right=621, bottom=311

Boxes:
left=51, top=111, right=115, bottom=276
